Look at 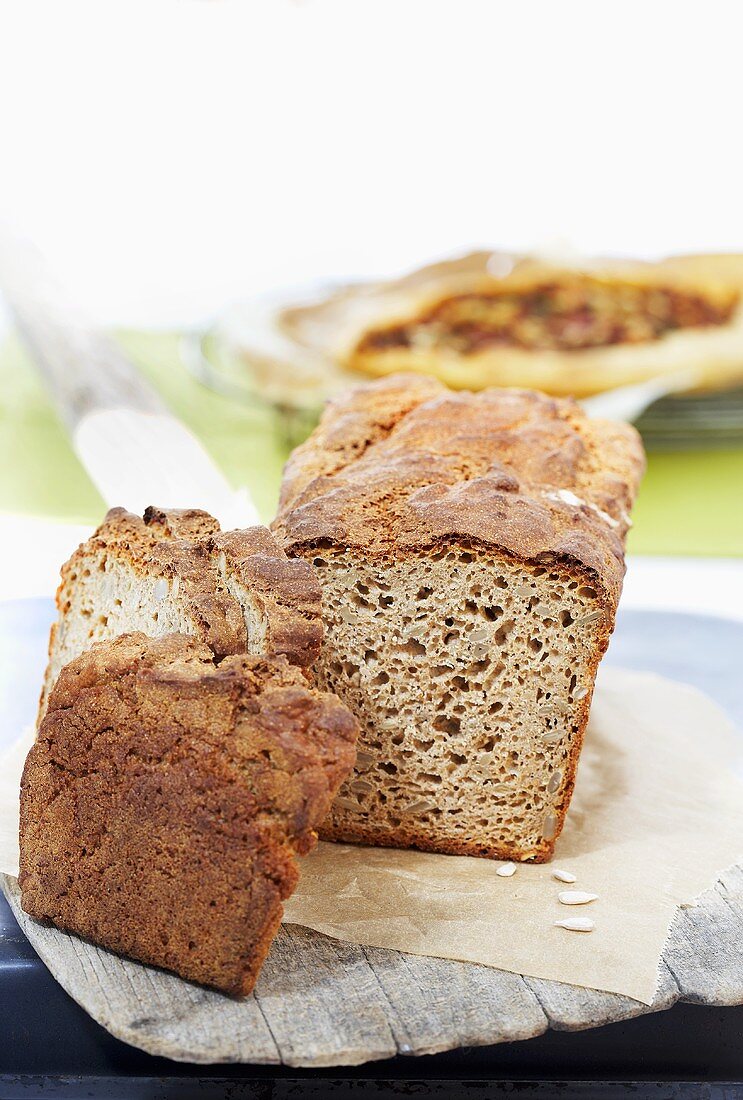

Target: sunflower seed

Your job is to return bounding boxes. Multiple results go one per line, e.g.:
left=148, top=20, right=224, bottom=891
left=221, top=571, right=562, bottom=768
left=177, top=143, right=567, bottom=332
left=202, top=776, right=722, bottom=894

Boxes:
left=574, top=610, right=603, bottom=627
left=354, top=749, right=377, bottom=771
left=348, top=778, right=373, bottom=795
left=555, top=917, right=594, bottom=932
left=496, top=862, right=517, bottom=877
left=334, top=796, right=361, bottom=812
left=552, top=869, right=577, bottom=883
left=559, top=890, right=598, bottom=905
left=547, top=769, right=563, bottom=794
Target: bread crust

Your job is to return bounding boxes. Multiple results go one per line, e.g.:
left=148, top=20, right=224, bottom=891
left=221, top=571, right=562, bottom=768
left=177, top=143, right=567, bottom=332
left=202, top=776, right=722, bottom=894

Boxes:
left=274, top=374, right=644, bottom=618
left=280, top=251, right=743, bottom=397
left=20, top=632, right=358, bottom=995
left=41, top=507, right=324, bottom=720
left=209, top=523, right=324, bottom=668
left=273, top=375, right=644, bottom=861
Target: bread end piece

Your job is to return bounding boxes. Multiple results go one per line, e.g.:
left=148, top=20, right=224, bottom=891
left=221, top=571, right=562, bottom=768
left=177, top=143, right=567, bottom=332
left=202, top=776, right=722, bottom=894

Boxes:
left=40, top=507, right=324, bottom=723
left=21, top=632, right=358, bottom=995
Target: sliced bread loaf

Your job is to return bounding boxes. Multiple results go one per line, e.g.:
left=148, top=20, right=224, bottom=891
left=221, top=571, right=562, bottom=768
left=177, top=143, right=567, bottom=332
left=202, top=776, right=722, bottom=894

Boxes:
left=273, top=374, right=645, bottom=862
left=40, top=506, right=323, bottom=720
left=20, top=632, right=358, bottom=995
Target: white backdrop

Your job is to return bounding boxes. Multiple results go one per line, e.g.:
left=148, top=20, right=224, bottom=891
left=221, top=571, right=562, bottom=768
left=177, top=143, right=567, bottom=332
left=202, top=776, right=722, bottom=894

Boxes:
left=1, top=0, right=742, bottom=618
left=1, top=0, right=742, bottom=327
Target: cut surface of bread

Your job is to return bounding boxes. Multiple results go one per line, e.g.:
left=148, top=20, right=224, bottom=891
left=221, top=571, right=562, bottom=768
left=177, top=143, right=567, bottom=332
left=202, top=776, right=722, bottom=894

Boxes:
left=273, top=374, right=645, bottom=861
left=40, top=506, right=323, bottom=721
left=302, top=547, right=606, bottom=860
left=20, top=633, right=358, bottom=995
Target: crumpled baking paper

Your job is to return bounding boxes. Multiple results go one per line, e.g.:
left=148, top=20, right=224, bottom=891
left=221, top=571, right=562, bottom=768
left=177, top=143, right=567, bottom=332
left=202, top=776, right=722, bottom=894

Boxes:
left=282, top=668, right=743, bottom=1003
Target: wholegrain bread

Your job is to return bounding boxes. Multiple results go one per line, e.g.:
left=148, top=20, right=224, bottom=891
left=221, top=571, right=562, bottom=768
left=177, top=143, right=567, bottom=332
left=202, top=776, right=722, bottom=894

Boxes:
left=273, top=374, right=645, bottom=862
left=20, top=632, right=358, bottom=995
left=39, top=506, right=323, bottom=720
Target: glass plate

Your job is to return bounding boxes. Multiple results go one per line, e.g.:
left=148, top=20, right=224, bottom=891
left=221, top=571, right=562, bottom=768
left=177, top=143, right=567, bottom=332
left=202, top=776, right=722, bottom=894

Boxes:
left=182, top=319, right=743, bottom=454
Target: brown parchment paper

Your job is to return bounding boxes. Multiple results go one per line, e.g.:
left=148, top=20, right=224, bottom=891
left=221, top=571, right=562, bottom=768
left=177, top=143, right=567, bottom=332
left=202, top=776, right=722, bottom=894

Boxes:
left=284, top=667, right=743, bottom=1004
left=2, top=668, right=742, bottom=1005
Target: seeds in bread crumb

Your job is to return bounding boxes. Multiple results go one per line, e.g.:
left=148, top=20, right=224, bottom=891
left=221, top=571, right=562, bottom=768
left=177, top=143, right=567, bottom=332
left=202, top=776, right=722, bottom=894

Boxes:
left=348, top=778, right=373, bottom=795
left=574, top=611, right=603, bottom=627
left=496, top=862, right=517, bottom=877
left=354, top=749, right=377, bottom=771
left=547, top=769, right=563, bottom=793
left=552, top=869, right=577, bottom=883
left=555, top=917, right=594, bottom=932
left=334, top=796, right=362, bottom=812
left=558, top=890, right=597, bottom=905
left=402, top=799, right=436, bottom=814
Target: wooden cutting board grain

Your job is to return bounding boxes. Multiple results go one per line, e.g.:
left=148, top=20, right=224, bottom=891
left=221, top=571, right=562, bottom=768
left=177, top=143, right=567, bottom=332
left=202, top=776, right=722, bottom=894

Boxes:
left=3, top=865, right=743, bottom=1067
left=5, top=610, right=743, bottom=1067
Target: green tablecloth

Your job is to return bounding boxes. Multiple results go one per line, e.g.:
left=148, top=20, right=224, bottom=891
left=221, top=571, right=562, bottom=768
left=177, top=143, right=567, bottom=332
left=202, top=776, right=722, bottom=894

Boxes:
left=1, top=330, right=742, bottom=556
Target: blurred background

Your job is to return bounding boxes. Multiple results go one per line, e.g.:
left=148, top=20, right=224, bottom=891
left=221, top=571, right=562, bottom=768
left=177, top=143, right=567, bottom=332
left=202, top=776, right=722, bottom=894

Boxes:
left=0, top=0, right=741, bottom=615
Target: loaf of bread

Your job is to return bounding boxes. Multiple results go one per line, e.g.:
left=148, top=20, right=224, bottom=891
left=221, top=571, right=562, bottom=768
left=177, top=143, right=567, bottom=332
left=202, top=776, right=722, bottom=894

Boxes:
left=40, top=506, right=323, bottom=720
left=273, top=374, right=645, bottom=862
left=20, top=632, right=358, bottom=995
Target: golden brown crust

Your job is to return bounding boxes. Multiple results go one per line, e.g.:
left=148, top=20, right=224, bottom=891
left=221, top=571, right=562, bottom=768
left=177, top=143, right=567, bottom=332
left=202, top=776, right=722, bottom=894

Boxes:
left=211, top=527, right=324, bottom=669
left=56, top=507, right=324, bottom=666
left=19, top=632, right=358, bottom=995
left=273, top=374, right=645, bottom=618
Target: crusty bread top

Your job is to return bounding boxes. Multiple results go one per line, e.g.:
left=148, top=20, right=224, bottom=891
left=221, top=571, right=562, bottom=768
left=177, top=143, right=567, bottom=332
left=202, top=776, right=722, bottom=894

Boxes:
left=63, top=506, right=324, bottom=667
left=273, top=375, right=645, bottom=611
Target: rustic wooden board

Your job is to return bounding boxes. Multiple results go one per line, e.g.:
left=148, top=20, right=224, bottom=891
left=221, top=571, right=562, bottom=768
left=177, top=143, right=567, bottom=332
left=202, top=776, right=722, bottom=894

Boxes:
left=4, top=610, right=743, bottom=1067
left=4, top=864, right=743, bottom=1068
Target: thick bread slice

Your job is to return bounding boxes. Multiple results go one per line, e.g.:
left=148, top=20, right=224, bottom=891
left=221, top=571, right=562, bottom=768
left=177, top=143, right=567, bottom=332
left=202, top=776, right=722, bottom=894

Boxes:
left=273, top=374, right=645, bottom=862
left=20, top=632, right=358, bottom=996
left=40, top=506, right=323, bottom=721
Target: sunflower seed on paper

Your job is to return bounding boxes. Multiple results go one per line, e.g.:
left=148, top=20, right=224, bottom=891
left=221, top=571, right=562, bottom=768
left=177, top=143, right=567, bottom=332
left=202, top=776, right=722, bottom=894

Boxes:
left=552, top=869, right=577, bottom=883
left=559, top=890, right=598, bottom=905
left=555, top=917, right=594, bottom=932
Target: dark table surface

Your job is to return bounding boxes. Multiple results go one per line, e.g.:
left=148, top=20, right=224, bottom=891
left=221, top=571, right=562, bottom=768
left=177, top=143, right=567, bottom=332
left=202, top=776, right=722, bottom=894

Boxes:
left=1, top=600, right=742, bottom=1100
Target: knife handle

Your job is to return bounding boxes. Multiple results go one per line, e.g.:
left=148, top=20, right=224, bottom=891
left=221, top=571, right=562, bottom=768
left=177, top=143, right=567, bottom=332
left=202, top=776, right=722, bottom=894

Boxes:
left=0, top=230, right=165, bottom=428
